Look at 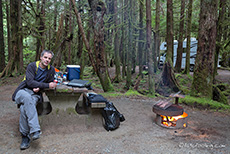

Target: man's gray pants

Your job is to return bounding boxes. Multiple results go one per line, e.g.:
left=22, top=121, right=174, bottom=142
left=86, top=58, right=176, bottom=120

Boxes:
left=15, top=88, right=41, bottom=136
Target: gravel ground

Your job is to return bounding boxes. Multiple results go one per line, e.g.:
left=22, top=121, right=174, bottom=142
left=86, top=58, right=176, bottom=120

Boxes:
left=0, top=70, right=230, bottom=154
left=0, top=93, right=230, bottom=154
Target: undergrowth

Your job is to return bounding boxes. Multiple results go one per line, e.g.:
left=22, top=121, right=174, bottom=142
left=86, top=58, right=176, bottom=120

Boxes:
left=180, top=95, right=230, bottom=111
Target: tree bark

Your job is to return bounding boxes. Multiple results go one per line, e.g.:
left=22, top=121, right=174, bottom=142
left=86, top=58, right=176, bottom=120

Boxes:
left=1, top=0, right=23, bottom=77
left=52, top=14, right=64, bottom=67
left=146, top=0, right=155, bottom=94
left=175, top=0, right=185, bottom=72
left=67, top=0, right=72, bottom=64
left=0, top=0, right=5, bottom=72
left=138, top=0, right=144, bottom=77
left=10, top=0, right=23, bottom=74
left=214, top=0, right=226, bottom=80
left=154, top=0, right=160, bottom=72
left=157, top=0, right=180, bottom=96
left=184, top=0, right=193, bottom=74
left=191, top=0, right=218, bottom=99
left=126, top=0, right=133, bottom=89
left=72, top=0, right=113, bottom=92
left=113, top=0, right=121, bottom=82
left=53, top=0, right=57, bottom=31
left=35, top=0, right=46, bottom=60
left=88, top=0, right=114, bottom=92
left=120, top=0, right=126, bottom=79
left=6, top=0, right=11, bottom=61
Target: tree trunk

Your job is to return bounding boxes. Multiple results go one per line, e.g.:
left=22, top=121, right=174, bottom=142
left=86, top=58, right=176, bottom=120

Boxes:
left=155, top=0, right=160, bottom=72
left=78, top=8, right=85, bottom=79
left=113, top=0, right=121, bottom=82
left=10, top=0, right=23, bottom=74
left=167, top=0, right=174, bottom=63
left=35, top=0, right=46, bottom=60
left=191, top=0, right=218, bottom=99
left=146, top=0, right=155, bottom=94
left=0, top=0, right=5, bottom=72
left=1, top=0, right=23, bottom=77
left=88, top=0, right=114, bottom=92
left=184, top=0, right=193, bottom=74
left=120, top=0, right=126, bottom=79
left=157, top=0, right=180, bottom=96
left=52, top=14, right=64, bottom=67
left=53, top=0, right=57, bottom=31
left=175, top=0, right=185, bottom=72
left=72, top=0, right=113, bottom=92
left=126, top=0, right=133, bottom=89
left=67, top=0, right=72, bottom=64
left=214, top=0, right=226, bottom=80
left=138, top=0, right=144, bottom=77
left=6, top=0, right=11, bottom=61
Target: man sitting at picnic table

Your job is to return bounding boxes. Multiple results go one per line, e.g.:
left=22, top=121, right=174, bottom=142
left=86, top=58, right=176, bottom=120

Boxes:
left=12, top=50, right=57, bottom=150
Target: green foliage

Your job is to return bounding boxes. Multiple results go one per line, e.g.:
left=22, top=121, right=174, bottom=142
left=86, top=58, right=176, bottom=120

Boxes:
left=175, top=73, right=193, bottom=95
left=180, top=95, right=230, bottom=111
left=100, top=92, right=124, bottom=98
left=213, top=85, right=228, bottom=105
left=142, top=70, right=148, bottom=75
left=23, top=48, right=36, bottom=66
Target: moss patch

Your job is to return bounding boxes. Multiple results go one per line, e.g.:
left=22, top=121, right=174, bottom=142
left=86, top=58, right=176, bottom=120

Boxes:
left=180, top=95, right=230, bottom=111
left=125, top=89, right=143, bottom=96
left=175, top=73, right=193, bottom=95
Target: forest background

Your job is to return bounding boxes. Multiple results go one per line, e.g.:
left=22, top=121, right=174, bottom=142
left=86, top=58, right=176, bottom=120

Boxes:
left=0, top=0, right=230, bottom=110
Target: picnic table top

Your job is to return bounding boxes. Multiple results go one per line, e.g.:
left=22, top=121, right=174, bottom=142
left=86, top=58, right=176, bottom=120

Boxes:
left=45, top=84, right=88, bottom=94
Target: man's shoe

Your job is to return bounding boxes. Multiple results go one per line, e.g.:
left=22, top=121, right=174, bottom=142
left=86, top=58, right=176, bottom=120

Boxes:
left=20, top=135, right=31, bottom=150
left=32, top=131, right=40, bottom=140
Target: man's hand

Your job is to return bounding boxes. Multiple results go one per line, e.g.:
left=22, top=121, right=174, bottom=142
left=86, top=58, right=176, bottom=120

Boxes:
left=49, top=82, right=57, bottom=89
left=33, top=88, right=40, bottom=93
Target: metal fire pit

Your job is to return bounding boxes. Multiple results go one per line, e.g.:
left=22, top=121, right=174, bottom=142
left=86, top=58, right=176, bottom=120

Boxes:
left=153, top=103, right=188, bottom=129
left=155, top=113, right=188, bottom=129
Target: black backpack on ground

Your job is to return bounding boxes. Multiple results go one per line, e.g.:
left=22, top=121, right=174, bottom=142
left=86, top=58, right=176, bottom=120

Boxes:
left=101, top=102, right=125, bottom=131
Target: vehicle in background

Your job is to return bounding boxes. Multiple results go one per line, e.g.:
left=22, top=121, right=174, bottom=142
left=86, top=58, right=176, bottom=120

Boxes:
left=158, top=38, right=221, bottom=72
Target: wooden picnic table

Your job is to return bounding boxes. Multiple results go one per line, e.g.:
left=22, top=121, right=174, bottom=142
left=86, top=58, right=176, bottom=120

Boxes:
left=44, top=84, right=88, bottom=111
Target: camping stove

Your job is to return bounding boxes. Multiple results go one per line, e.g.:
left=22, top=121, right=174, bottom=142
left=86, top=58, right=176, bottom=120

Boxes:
left=153, top=103, right=188, bottom=129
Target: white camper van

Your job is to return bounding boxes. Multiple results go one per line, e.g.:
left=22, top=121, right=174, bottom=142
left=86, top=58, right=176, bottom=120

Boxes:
left=158, top=38, right=220, bottom=71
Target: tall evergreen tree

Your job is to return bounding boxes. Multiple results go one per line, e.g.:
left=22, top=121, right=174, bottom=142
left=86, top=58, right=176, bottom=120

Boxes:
left=87, top=0, right=114, bottom=92
left=184, top=0, right=193, bottom=74
left=175, top=0, right=185, bottom=72
left=113, top=0, right=121, bottom=82
left=191, top=0, right=218, bottom=98
left=0, top=0, right=5, bottom=72
left=157, top=0, right=180, bottom=96
left=138, top=0, right=144, bottom=77
left=146, top=0, right=155, bottom=94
